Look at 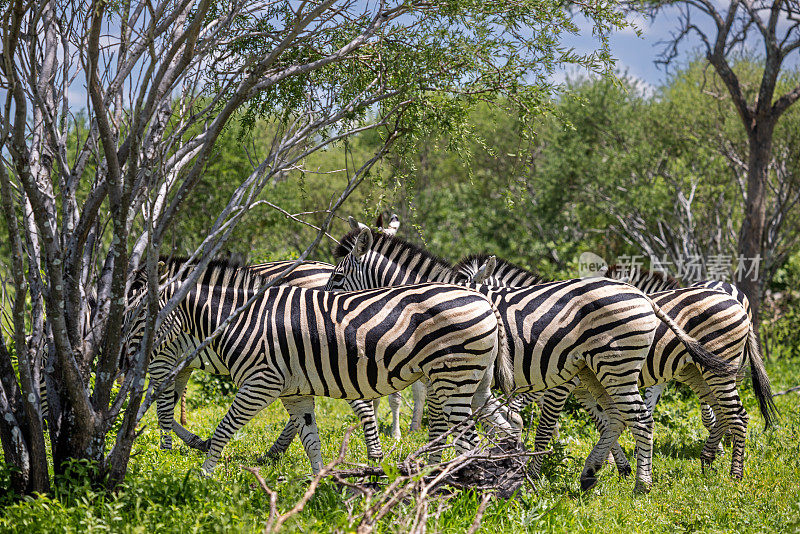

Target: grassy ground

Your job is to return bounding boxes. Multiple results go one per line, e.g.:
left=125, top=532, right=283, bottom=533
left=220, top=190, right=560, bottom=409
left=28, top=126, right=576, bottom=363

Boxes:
left=1, top=357, right=799, bottom=533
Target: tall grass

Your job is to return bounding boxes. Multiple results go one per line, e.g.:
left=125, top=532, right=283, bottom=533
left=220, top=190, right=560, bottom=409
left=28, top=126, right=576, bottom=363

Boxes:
left=1, top=357, right=799, bottom=533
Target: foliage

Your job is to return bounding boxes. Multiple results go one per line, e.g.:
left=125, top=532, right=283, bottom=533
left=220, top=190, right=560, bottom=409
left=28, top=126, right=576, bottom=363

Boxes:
left=2, top=355, right=799, bottom=533
left=761, top=251, right=800, bottom=360
left=189, top=373, right=236, bottom=408
left=0, top=0, right=637, bottom=494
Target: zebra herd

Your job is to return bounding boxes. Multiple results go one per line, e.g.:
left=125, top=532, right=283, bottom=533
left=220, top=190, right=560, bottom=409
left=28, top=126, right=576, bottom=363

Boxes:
left=133, top=215, right=777, bottom=494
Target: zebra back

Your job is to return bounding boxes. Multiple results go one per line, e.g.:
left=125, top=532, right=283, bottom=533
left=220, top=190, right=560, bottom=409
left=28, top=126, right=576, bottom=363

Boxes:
left=605, top=264, right=682, bottom=293
left=690, top=280, right=751, bottom=320
left=250, top=260, right=334, bottom=289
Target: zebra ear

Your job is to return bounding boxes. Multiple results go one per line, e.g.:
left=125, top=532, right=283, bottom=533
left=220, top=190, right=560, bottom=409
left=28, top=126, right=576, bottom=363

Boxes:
left=348, top=216, right=370, bottom=232
left=385, top=213, right=400, bottom=236
left=157, top=260, right=167, bottom=276
left=354, top=228, right=373, bottom=260
left=471, top=255, right=497, bottom=284
left=375, top=212, right=384, bottom=228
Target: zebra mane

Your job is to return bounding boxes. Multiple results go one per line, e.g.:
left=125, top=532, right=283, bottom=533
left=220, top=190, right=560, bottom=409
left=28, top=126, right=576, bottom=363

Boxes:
left=335, top=229, right=456, bottom=277
left=606, top=264, right=682, bottom=291
left=133, top=255, right=261, bottom=294
left=454, top=254, right=548, bottom=286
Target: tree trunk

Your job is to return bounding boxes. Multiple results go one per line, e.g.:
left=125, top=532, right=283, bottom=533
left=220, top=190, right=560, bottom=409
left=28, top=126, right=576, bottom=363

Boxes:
left=737, top=119, right=775, bottom=334
left=50, top=402, right=105, bottom=481
left=0, top=412, right=50, bottom=495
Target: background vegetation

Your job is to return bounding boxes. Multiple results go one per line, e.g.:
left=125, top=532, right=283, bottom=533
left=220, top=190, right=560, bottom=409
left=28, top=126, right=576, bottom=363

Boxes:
left=2, top=0, right=800, bottom=529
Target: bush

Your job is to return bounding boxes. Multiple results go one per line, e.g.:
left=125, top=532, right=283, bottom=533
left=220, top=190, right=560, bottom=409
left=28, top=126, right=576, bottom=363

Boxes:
left=188, top=373, right=236, bottom=408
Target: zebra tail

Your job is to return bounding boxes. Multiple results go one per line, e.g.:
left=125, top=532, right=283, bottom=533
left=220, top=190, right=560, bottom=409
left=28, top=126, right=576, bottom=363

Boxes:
left=647, top=298, right=738, bottom=377
left=491, top=303, right=514, bottom=395
left=745, top=324, right=779, bottom=430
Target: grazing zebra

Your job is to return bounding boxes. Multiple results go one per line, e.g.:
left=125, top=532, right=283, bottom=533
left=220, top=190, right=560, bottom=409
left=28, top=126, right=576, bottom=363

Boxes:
left=129, top=258, right=514, bottom=474
left=150, top=260, right=337, bottom=451
left=604, top=264, right=755, bottom=432
left=325, top=228, right=735, bottom=492
left=457, top=255, right=777, bottom=479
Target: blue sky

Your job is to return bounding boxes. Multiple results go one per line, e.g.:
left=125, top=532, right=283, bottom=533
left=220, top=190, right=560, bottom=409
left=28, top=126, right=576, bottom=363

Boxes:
left=557, top=6, right=800, bottom=93
left=555, top=9, right=706, bottom=92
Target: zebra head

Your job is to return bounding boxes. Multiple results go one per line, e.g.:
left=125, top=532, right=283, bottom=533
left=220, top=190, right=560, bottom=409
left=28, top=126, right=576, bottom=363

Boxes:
left=325, top=227, right=375, bottom=292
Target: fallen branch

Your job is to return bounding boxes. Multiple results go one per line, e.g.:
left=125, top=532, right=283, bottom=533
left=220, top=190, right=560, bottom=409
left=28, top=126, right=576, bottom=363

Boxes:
left=243, top=425, right=358, bottom=533
left=773, top=385, right=800, bottom=396
left=243, top=402, right=546, bottom=533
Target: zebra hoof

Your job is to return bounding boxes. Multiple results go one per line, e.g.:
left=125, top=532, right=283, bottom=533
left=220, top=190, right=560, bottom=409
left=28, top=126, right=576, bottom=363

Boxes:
left=580, top=468, right=597, bottom=492
left=700, top=457, right=715, bottom=474
left=580, top=475, right=598, bottom=492
left=633, top=480, right=652, bottom=494
left=617, top=464, right=632, bottom=478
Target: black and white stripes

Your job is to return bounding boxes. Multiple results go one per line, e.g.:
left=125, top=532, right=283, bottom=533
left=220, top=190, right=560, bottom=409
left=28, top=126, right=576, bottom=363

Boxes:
left=324, top=228, right=736, bottom=492
left=131, top=259, right=512, bottom=473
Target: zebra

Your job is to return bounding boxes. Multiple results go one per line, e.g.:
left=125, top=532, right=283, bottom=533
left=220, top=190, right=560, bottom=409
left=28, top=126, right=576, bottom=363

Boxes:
left=605, top=264, right=752, bottom=425
left=456, top=255, right=777, bottom=479
left=150, top=259, right=338, bottom=452
left=128, top=257, right=514, bottom=474
left=324, top=228, right=736, bottom=492
left=155, top=219, right=411, bottom=458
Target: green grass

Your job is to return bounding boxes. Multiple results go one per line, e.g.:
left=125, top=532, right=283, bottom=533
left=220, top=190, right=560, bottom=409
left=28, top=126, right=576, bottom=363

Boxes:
left=2, top=357, right=800, bottom=533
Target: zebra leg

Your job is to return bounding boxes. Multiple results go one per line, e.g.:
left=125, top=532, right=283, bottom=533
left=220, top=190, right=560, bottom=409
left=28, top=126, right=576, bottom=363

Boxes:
left=410, top=380, right=427, bottom=432
left=387, top=392, right=403, bottom=440
left=699, top=403, right=725, bottom=452
left=372, top=398, right=381, bottom=424
left=528, top=383, right=573, bottom=479
left=425, top=392, right=447, bottom=463
left=578, top=368, right=654, bottom=493
left=700, top=404, right=717, bottom=432
left=168, top=368, right=211, bottom=450
left=470, top=361, right=520, bottom=439
left=348, top=399, right=385, bottom=460
left=675, top=367, right=726, bottom=471
left=431, top=385, right=480, bottom=460
left=572, top=385, right=632, bottom=478
left=281, top=396, right=324, bottom=474
left=643, top=384, right=665, bottom=414
left=696, top=368, right=749, bottom=479
left=261, top=419, right=298, bottom=461
left=201, top=381, right=278, bottom=475
left=155, top=366, right=193, bottom=450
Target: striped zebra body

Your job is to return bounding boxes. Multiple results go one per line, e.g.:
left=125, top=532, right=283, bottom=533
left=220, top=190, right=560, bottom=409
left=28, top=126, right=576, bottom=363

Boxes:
left=325, top=229, right=735, bottom=492
left=464, top=256, right=775, bottom=479
left=607, top=265, right=759, bottom=430
left=150, top=260, right=339, bottom=451
left=150, top=260, right=404, bottom=462
left=131, top=260, right=510, bottom=474
left=154, top=258, right=412, bottom=456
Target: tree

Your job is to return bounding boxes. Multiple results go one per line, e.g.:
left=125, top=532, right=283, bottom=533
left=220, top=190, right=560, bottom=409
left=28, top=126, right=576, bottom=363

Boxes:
left=0, top=0, right=631, bottom=495
left=648, top=0, right=800, bottom=327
